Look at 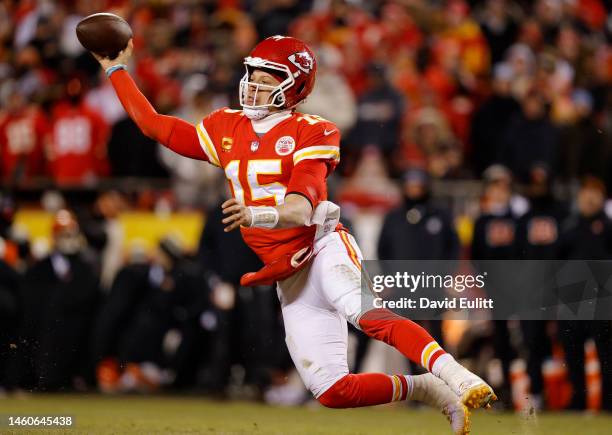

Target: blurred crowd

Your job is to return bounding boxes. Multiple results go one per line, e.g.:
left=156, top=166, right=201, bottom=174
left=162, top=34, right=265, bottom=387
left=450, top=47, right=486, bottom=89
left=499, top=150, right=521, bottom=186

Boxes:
left=0, top=0, right=611, bottom=194
left=0, top=0, right=611, bottom=414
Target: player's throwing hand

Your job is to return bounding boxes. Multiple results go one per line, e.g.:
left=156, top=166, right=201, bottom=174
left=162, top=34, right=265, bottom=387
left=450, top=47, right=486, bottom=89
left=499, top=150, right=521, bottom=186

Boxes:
left=222, top=198, right=253, bottom=232
left=92, top=38, right=134, bottom=70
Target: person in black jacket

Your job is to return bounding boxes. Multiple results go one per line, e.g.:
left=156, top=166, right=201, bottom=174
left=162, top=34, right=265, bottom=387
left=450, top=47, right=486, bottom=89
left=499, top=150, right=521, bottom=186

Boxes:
left=471, top=176, right=519, bottom=261
left=500, top=89, right=560, bottom=183
left=6, top=209, right=99, bottom=391
left=559, top=90, right=609, bottom=186
left=470, top=63, right=521, bottom=176
left=378, top=168, right=459, bottom=262
left=516, top=165, right=567, bottom=260
left=471, top=171, right=520, bottom=406
left=107, top=117, right=169, bottom=178
left=377, top=168, right=459, bottom=353
left=558, top=176, right=612, bottom=411
left=516, top=164, right=568, bottom=410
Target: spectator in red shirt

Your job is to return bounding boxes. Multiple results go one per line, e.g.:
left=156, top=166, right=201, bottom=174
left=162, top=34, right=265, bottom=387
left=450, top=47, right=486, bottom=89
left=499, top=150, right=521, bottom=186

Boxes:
left=47, top=77, right=109, bottom=186
left=0, top=86, right=48, bottom=184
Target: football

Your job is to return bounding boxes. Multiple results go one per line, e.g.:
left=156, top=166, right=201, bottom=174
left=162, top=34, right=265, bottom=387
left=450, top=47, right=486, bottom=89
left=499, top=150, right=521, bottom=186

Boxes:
left=76, top=13, right=132, bottom=59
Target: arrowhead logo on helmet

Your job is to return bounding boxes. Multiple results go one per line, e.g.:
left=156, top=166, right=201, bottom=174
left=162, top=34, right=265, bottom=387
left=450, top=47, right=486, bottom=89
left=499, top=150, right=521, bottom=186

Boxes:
left=288, top=52, right=314, bottom=74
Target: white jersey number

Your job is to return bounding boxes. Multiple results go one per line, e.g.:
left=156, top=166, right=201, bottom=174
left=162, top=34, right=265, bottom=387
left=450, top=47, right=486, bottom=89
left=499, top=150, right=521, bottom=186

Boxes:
left=54, top=117, right=91, bottom=154
left=225, top=159, right=286, bottom=205
left=6, top=119, right=35, bottom=154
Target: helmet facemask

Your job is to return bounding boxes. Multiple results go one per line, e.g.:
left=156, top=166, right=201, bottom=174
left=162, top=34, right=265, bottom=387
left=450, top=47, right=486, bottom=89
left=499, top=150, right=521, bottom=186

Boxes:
left=239, top=57, right=295, bottom=119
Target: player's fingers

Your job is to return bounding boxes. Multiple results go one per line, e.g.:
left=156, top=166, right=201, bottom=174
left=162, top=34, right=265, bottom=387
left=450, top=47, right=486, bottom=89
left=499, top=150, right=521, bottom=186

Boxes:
left=222, top=208, right=242, bottom=220
left=221, top=204, right=241, bottom=215
left=92, top=52, right=108, bottom=66
left=221, top=212, right=242, bottom=225
left=224, top=219, right=243, bottom=232
left=121, top=39, right=133, bottom=57
left=225, top=211, right=249, bottom=231
left=221, top=198, right=237, bottom=209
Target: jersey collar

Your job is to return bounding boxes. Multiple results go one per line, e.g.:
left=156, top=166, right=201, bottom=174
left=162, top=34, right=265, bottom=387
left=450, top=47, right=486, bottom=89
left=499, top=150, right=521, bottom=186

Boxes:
left=250, top=109, right=293, bottom=135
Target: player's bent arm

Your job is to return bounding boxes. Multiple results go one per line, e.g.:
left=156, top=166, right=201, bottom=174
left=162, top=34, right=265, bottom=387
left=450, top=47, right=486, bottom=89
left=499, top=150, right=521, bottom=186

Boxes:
left=221, top=194, right=312, bottom=232
left=275, top=194, right=313, bottom=228
left=221, top=160, right=328, bottom=232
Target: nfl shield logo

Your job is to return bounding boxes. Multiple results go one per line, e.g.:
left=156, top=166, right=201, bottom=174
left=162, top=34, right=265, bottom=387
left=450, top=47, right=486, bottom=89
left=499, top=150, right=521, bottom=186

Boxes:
left=250, top=140, right=259, bottom=152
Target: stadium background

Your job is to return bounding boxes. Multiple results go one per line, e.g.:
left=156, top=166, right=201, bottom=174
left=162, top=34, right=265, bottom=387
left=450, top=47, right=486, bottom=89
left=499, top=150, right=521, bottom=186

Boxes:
left=1, top=0, right=612, bottom=433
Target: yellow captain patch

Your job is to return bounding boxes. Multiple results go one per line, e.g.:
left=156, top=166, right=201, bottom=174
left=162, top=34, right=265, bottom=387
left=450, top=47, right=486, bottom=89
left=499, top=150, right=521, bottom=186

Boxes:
left=221, top=137, right=233, bottom=152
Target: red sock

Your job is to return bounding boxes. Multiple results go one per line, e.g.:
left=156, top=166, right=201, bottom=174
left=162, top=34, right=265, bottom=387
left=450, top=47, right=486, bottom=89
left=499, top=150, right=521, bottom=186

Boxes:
left=358, top=308, right=446, bottom=371
left=318, top=373, right=410, bottom=408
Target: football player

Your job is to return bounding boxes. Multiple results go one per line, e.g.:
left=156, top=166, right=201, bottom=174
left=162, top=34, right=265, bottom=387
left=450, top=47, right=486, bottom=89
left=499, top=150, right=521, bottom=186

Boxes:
left=93, top=35, right=495, bottom=434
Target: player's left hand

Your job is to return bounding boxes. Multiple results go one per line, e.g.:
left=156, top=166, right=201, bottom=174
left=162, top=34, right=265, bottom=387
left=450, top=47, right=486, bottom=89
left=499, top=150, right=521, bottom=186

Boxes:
left=221, top=198, right=252, bottom=232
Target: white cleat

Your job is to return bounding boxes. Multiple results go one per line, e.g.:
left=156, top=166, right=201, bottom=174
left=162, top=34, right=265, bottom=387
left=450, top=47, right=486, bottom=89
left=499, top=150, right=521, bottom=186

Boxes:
left=443, top=403, right=471, bottom=435
left=457, top=379, right=497, bottom=410
left=436, top=361, right=497, bottom=410
left=410, top=373, right=471, bottom=435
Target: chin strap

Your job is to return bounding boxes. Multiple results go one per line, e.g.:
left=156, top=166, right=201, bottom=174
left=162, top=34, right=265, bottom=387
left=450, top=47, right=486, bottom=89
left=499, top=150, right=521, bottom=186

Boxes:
left=243, top=107, right=270, bottom=120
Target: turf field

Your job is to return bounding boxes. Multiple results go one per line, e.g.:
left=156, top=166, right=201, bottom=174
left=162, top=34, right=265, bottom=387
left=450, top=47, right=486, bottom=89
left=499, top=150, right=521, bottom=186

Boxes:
left=0, top=394, right=611, bottom=434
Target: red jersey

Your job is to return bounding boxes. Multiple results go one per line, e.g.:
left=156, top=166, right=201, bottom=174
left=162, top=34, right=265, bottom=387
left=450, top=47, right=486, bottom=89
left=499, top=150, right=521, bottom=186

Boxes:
left=196, top=108, right=341, bottom=265
left=48, top=102, right=109, bottom=185
left=0, top=107, right=48, bottom=181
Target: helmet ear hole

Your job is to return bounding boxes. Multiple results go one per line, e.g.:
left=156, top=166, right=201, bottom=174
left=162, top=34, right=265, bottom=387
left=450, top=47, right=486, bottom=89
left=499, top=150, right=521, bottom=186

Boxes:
left=296, top=82, right=306, bottom=95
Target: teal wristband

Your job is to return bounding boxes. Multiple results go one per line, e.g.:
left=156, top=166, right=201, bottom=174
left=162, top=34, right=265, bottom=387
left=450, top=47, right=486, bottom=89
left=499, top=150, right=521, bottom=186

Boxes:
left=105, top=64, right=127, bottom=77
